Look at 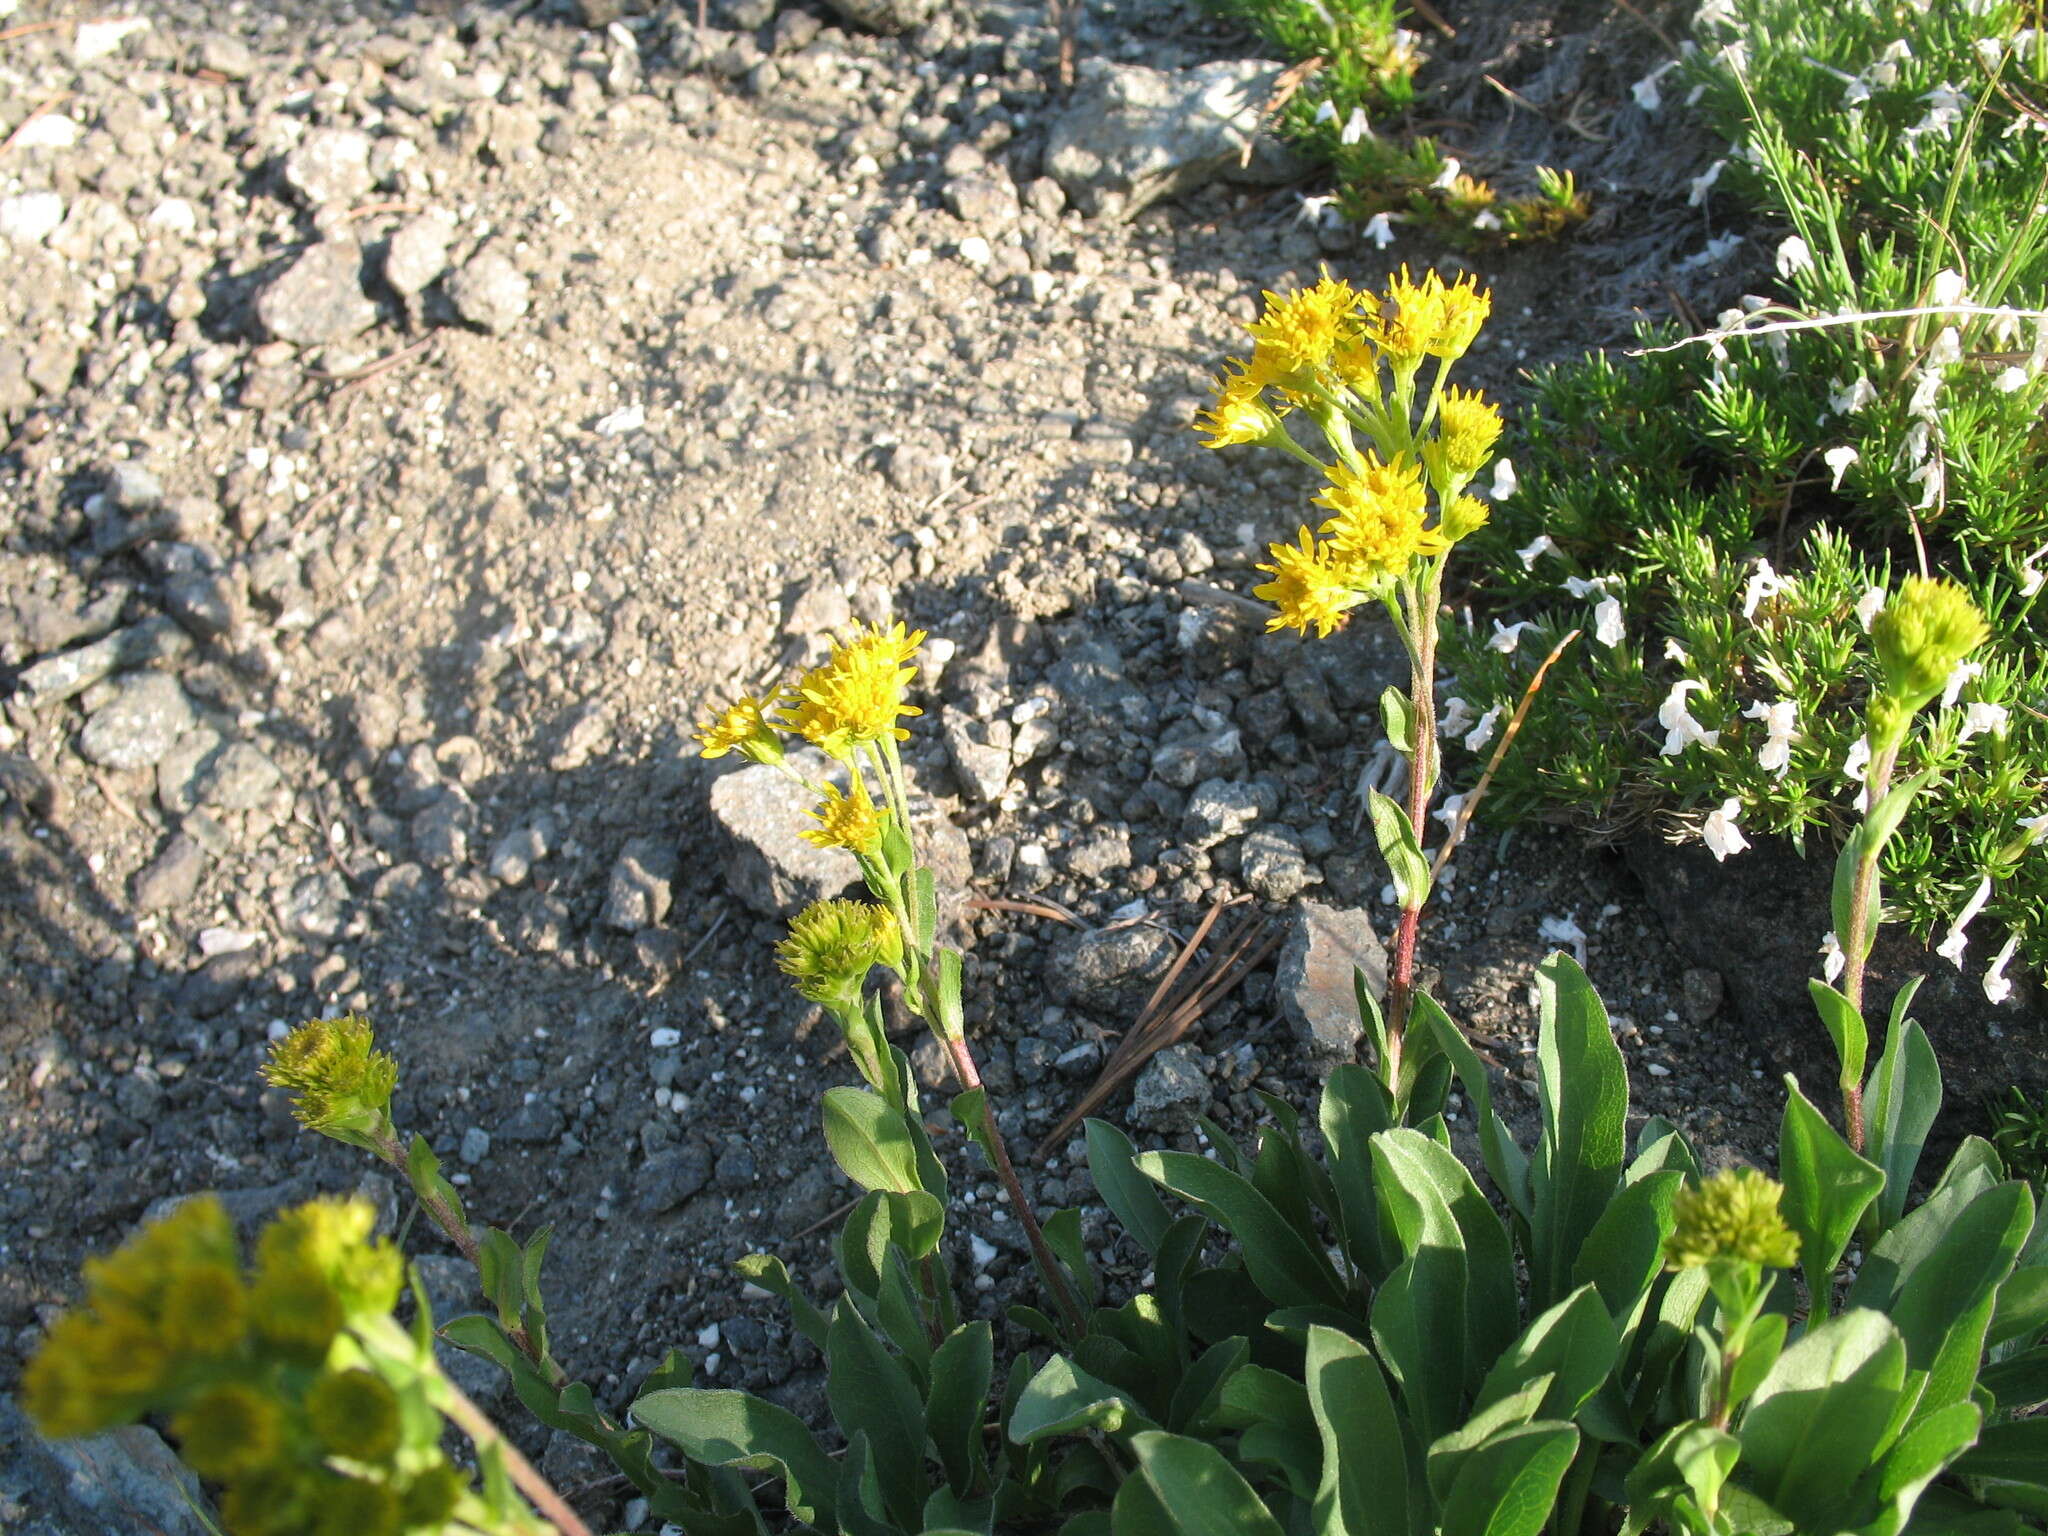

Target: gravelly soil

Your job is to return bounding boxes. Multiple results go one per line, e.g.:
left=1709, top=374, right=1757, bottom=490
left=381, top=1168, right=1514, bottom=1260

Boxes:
left=4, top=0, right=2000, bottom=1526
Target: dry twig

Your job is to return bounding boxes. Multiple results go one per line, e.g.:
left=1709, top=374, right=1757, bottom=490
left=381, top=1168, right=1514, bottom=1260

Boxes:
left=0, top=92, right=72, bottom=155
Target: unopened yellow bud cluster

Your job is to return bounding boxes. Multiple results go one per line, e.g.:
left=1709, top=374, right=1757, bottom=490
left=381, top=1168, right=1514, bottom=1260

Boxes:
left=1664, top=1167, right=1802, bottom=1272
left=261, top=1013, right=398, bottom=1151
left=1197, top=267, right=1501, bottom=638
left=1869, top=576, right=1989, bottom=748
left=24, top=1197, right=473, bottom=1536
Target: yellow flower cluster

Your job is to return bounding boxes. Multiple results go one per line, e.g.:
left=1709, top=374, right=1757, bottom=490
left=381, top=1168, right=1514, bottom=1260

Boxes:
left=1664, top=1168, right=1802, bottom=1271
left=24, top=1197, right=470, bottom=1536
left=1871, top=577, right=1989, bottom=717
left=803, top=777, right=885, bottom=853
left=262, top=1013, right=398, bottom=1146
left=694, top=624, right=929, bottom=768
left=1201, top=267, right=1499, bottom=638
left=777, top=899, right=902, bottom=1006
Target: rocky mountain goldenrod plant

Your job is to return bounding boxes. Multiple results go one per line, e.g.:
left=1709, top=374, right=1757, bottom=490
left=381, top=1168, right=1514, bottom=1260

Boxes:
left=1199, top=265, right=1497, bottom=1113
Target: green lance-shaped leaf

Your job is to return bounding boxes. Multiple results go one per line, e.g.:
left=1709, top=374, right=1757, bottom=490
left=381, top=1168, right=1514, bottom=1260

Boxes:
left=1807, top=979, right=1868, bottom=1100
left=1571, top=1169, right=1682, bottom=1331
left=826, top=1299, right=927, bottom=1531
left=1736, top=1308, right=1909, bottom=1533
left=1473, top=1283, right=1619, bottom=1426
left=1778, top=1074, right=1885, bottom=1314
left=1376, top=1128, right=1519, bottom=1383
left=1950, top=1415, right=2048, bottom=1493
left=1381, top=685, right=1418, bottom=755
left=1864, top=981, right=1940, bottom=1234
left=1887, top=1180, right=2035, bottom=1384
left=1621, top=1424, right=1739, bottom=1536
left=1369, top=787, right=1432, bottom=911
left=1319, top=1063, right=1395, bottom=1283
left=1168, top=1336, right=1248, bottom=1436
left=926, top=1321, right=993, bottom=1499
left=1436, top=1421, right=1581, bottom=1536
left=631, top=1388, right=840, bottom=1529
left=823, top=1085, right=924, bottom=1194
left=1133, top=1150, right=1346, bottom=1310
left=1412, top=993, right=1531, bottom=1221
left=1122, top=1430, right=1287, bottom=1536
left=734, top=1253, right=829, bottom=1351
left=1085, top=1119, right=1174, bottom=1257
left=1009, top=1354, right=1159, bottom=1445
left=1831, top=770, right=1936, bottom=956
left=1305, top=1324, right=1412, bottom=1536
left=1529, top=954, right=1628, bottom=1309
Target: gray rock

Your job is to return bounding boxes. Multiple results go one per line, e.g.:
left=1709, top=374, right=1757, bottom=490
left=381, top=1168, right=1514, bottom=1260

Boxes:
left=1284, top=656, right=1347, bottom=746
left=77, top=672, right=194, bottom=770
left=410, top=790, right=474, bottom=869
left=603, top=836, right=678, bottom=930
left=278, top=871, right=349, bottom=943
left=105, top=461, right=163, bottom=511
left=414, top=1255, right=507, bottom=1412
left=178, top=949, right=261, bottom=1018
left=884, top=436, right=953, bottom=499
left=1152, top=721, right=1245, bottom=788
left=707, top=755, right=862, bottom=915
left=384, top=211, right=457, bottom=297
left=943, top=174, right=1018, bottom=226
left=256, top=241, right=379, bottom=345
left=1681, top=966, right=1724, bottom=1024
left=943, top=706, right=1011, bottom=803
left=447, top=251, right=530, bottom=335
left=1045, top=58, right=1290, bottom=220
left=161, top=570, right=238, bottom=641
left=634, top=1142, right=713, bottom=1214
left=18, top=618, right=191, bottom=706
left=1065, top=825, right=1131, bottom=880
left=194, top=741, right=283, bottom=812
left=198, top=34, right=255, bottom=78
left=282, top=128, right=374, bottom=207
left=1275, top=901, right=1387, bottom=1067
left=488, top=823, right=550, bottom=886
left=132, top=834, right=205, bottom=911
left=499, top=1098, right=565, bottom=1144
left=817, top=0, right=935, bottom=35
left=3, top=1395, right=215, bottom=1536
left=459, top=1126, right=492, bottom=1165
left=1129, top=1044, right=1210, bottom=1132
left=1048, top=922, right=1176, bottom=1016
left=1241, top=826, right=1311, bottom=903
left=156, top=728, right=223, bottom=815
left=1182, top=777, right=1276, bottom=849
left=1047, top=641, right=1155, bottom=732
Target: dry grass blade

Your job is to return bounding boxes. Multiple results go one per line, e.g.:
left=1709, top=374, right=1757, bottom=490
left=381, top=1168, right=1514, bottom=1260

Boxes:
left=1035, top=902, right=1279, bottom=1157
left=1243, top=55, right=1325, bottom=166
left=968, top=895, right=1091, bottom=929
left=1431, top=627, right=1580, bottom=878
left=0, top=92, right=72, bottom=155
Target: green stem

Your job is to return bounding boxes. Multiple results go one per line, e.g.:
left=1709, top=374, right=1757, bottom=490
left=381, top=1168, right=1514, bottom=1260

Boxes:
left=1839, top=737, right=1899, bottom=1153
left=1383, top=561, right=1444, bottom=1098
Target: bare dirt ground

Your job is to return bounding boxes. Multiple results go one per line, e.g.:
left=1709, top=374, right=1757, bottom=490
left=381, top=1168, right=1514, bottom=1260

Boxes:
left=7, top=0, right=2020, bottom=1526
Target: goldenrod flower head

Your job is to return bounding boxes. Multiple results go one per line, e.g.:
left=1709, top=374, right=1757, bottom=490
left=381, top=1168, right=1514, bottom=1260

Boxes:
left=22, top=1313, right=126, bottom=1438
left=803, top=777, right=886, bottom=853
left=1246, top=273, right=1364, bottom=378
left=400, top=1465, right=465, bottom=1528
left=1377, top=267, right=1491, bottom=366
left=1252, top=528, right=1369, bottom=638
left=173, top=1383, right=282, bottom=1480
left=84, top=1193, right=239, bottom=1319
left=695, top=694, right=783, bottom=764
left=1424, top=386, right=1504, bottom=487
left=161, top=1262, right=247, bottom=1356
left=313, top=1473, right=404, bottom=1536
left=1665, top=1167, right=1801, bottom=1271
left=1194, top=361, right=1284, bottom=449
left=262, top=1014, right=398, bottom=1144
left=306, top=1368, right=402, bottom=1461
left=1314, top=455, right=1445, bottom=580
left=776, top=899, right=902, bottom=1004
left=1439, top=493, right=1492, bottom=544
left=221, top=1466, right=319, bottom=1536
left=253, top=1198, right=401, bottom=1347
left=776, top=622, right=926, bottom=760
left=1872, top=577, right=1989, bottom=716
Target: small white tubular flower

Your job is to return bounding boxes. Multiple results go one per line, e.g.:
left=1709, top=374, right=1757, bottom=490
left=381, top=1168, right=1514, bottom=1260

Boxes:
left=1702, top=799, right=1750, bottom=861
left=1744, top=698, right=1797, bottom=777
left=1942, top=659, right=1985, bottom=710
left=1593, top=595, right=1625, bottom=649
left=1439, top=696, right=1476, bottom=738
left=1489, top=620, right=1535, bottom=655
left=1936, top=875, right=1993, bottom=966
left=1341, top=106, right=1370, bottom=145
left=1295, top=193, right=1337, bottom=226
left=1431, top=157, right=1463, bottom=191
left=1958, top=701, right=2010, bottom=743
left=1489, top=457, right=1519, bottom=501
left=1830, top=374, right=1878, bottom=414
left=1741, top=558, right=1789, bottom=620
left=1977, top=36, right=2007, bottom=69
left=1855, top=586, right=1887, bottom=630
left=1844, top=734, right=1872, bottom=783
left=1563, top=574, right=1615, bottom=599
left=1996, top=365, right=2030, bottom=393
left=1822, top=445, right=1859, bottom=492
left=1928, top=326, right=1963, bottom=367
left=2020, top=812, right=2048, bottom=849
left=1663, top=637, right=1690, bottom=665
left=1775, top=234, right=1814, bottom=279
left=1930, top=267, right=1968, bottom=308
left=1464, top=705, right=1502, bottom=753
left=1314, top=98, right=1338, bottom=124
left=1434, top=792, right=1468, bottom=830
left=1983, top=931, right=2020, bottom=1005
left=1632, top=61, right=1676, bottom=112
left=1516, top=533, right=1558, bottom=568
left=1907, top=368, right=1944, bottom=420
left=1658, top=680, right=1720, bottom=756
left=1819, top=930, right=1846, bottom=983
left=1362, top=211, right=1396, bottom=249
left=1688, top=160, right=1726, bottom=206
